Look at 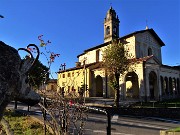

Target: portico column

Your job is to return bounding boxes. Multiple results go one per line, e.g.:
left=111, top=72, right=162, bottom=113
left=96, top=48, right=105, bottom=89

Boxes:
left=145, top=70, right=150, bottom=101
left=103, top=77, right=107, bottom=98
left=158, top=75, right=162, bottom=101
left=138, top=79, right=145, bottom=101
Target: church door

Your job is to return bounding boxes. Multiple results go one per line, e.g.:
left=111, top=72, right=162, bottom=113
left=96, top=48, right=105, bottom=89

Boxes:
left=95, top=75, right=103, bottom=97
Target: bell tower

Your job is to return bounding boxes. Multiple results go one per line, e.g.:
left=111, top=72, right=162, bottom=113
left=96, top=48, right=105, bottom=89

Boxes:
left=104, top=6, right=120, bottom=43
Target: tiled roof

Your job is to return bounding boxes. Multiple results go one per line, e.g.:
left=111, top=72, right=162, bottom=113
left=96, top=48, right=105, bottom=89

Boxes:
left=129, top=55, right=154, bottom=63
left=57, top=62, right=102, bottom=73
left=130, top=55, right=163, bottom=65
left=121, top=28, right=165, bottom=46
left=47, top=79, right=57, bottom=83
left=162, top=64, right=180, bottom=71
left=77, top=41, right=110, bottom=58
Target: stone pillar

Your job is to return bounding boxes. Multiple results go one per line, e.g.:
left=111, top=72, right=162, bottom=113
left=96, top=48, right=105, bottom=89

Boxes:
left=103, top=77, right=107, bottom=98
left=139, top=79, right=145, bottom=101
left=158, top=74, right=162, bottom=101
left=145, top=70, right=150, bottom=101
left=166, top=77, right=170, bottom=98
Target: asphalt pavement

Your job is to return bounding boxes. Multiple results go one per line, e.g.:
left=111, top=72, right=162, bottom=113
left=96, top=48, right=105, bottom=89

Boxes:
left=6, top=101, right=180, bottom=135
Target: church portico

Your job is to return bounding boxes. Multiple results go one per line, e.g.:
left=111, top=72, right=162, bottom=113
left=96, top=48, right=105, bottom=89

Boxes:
left=143, top=65, right=180, bottom=101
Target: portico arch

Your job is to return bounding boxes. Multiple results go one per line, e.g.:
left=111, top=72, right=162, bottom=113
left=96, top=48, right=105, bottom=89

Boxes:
left=125, top=72, right=139, bottom=99
left=149, top=71, right=158, bottom=100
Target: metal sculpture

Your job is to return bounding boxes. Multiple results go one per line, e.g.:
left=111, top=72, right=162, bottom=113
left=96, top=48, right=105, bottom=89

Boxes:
left=0, top=41, right=41, bottom=120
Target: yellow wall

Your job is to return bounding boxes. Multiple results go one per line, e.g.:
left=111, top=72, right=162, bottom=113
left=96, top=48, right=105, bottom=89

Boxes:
left=57, top=68, right=90, bottom=97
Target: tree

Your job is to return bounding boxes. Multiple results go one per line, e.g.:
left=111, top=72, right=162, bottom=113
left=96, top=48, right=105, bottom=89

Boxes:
left=29, top=60, right=49, bottom=89
left=102, top=39, right=131, bottom=107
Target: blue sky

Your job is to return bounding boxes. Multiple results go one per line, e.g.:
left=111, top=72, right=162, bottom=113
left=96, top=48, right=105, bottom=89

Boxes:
left=0, top=0, right=179, bottom=78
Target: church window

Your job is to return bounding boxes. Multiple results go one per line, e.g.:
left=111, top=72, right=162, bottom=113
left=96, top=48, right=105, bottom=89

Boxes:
left=148, top=47, right=152, bottom=55
left=68, top=86, right=70, bottom=93
left=63, top=74, right=65, bottom=78
left=72, top=86, right=75, bottom=91
left=68, top=72, right=71, bottom=77
left=106, top=26, right=110, bottom=35
left=72, top=72, right=74, bottom=77
left=96, top=49, right=100, bottom=62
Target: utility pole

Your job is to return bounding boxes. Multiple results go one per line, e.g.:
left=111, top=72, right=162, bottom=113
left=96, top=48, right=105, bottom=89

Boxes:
left=83, top=57, right=87, bottom=103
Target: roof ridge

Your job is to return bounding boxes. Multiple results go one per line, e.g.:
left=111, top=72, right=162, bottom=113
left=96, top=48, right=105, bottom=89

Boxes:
left=77, top=28, right=164, bottom=58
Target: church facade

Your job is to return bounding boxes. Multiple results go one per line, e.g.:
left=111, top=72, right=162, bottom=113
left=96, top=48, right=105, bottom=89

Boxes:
left=57, top=7, right=180, bottom=101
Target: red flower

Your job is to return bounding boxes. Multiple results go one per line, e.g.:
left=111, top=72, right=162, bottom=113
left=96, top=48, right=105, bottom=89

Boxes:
left=69, top=100, right=73, bottom=106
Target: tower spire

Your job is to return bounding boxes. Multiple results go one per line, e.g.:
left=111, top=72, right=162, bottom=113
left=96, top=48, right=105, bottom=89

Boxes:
left=110, top=2, right=112, bottom=8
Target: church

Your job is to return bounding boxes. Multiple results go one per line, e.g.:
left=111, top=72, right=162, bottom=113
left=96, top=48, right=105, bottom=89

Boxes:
left=57, top=7, right=180, bottom=101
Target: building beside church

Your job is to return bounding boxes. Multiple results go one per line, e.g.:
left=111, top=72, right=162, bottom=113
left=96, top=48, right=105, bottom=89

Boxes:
left=46, top=79, right=57, bottom=91
left=57, top=7, right=180, bottom=101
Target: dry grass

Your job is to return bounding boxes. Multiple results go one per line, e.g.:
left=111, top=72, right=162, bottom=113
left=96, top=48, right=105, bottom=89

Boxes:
left=0, top=110, right=52, bottom=135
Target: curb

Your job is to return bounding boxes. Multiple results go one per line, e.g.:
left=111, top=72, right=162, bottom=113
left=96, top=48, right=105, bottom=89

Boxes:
left=160, top=130, right=180, bottom=135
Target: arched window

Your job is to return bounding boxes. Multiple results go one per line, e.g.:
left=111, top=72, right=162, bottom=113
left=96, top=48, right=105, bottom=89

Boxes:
left=106, top=26, right=110, bottom=35
left=148, top=48, right=152, bottom=56
left=113, top=26, right=117, bottom=35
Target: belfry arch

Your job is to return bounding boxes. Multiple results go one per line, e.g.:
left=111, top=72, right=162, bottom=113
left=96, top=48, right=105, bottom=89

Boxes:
left=125, top=72, right=139, bottom=99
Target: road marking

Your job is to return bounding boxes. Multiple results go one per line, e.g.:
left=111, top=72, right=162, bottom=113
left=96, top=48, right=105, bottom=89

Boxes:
left=93, top=130, right=105, bottom=133
left=89, top=116, right=106, bottom=121
left=88, top=116, right=169, bottom=130
left=119, top=121, right=169, bottom=130
left=112, top=115, right=119, bottom=122
left=23, top=107, right=28, bottom=110
left=93, top=130, right=134, bottom=135
left=147, top=117, right=180, bottom=124
left=70, top=127, right=135, bottom=135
